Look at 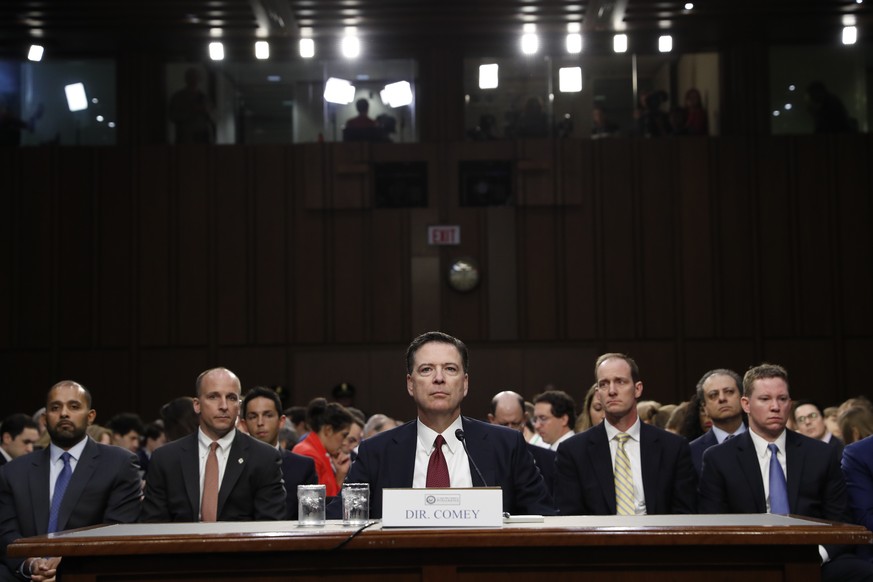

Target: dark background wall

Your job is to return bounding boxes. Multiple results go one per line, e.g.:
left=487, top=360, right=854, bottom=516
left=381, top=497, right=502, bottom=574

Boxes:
left=2, top=134, right=872, bottom=422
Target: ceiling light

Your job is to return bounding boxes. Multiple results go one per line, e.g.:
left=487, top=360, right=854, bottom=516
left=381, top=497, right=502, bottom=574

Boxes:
left=209, top=42, right=224, bottom=61
left=659, top=35, right=673, bottom=53
left=684, top=2, right=694, bottom=9
left=521, top=33, right=539, bottom=55
left=381, top=81, right=413, bottom=108
left=479, top=64, right=499, bottom=89
left=299, top=38, right=315, bottom=58
left=613, top=34, right=628, bottom=53
left=842, top=26, right=857, bottom=45
left=559, top=67, right=582, bottom=93
left=324, top=77, right=356, bottom=104
left=255, top=41, right=269, bottom=60
left=27, top=44, right=44, bottom=62
left=341, top=34, right=360, bottom=58
left=64, top=83, right=88, bottom=112
left=566, top=33, right=582, bottom=54
left=567, top=22, right=581, bottom=33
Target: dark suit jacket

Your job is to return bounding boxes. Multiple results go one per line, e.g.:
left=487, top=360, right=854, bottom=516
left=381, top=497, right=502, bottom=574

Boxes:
left=689, top=430, right=719, bottom=476
left=140, top=431, right=286, bottom=522
left=280, top=449, right=318, bottom=520
left=527, top=444, right=557, bottom=508
left=0, top=438, right=142, bottom=576
left=699, top=429, right=850, bottom=558
left=554, top=421, right=698, bottom=515
left=328, top=417, right=553, bottom=519
left=842, top=435, right=873, bottom=563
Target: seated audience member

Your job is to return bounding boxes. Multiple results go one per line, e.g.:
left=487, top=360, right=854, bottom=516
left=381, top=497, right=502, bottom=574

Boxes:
left=329, top=331, right=552, bottom=519
left=665, top=401, right=689, bottom=435
left=839, top=406, right=873, bottom=446
left=343, top=99, right=386, bottom=142
left=86, top=424, right=113, bottom=444
left=141, top=368, right=285, bottom=522
left=160, top=396, right=199, bottom=442
left=242, top=387, right=317, bottom=519
left=842, top=435, right=873, bottom=564
left=524, top=401, right=547, bottom=447
left=679, top=392, right=711, bottom=442
left=137, top=421, right=166, bottom=475
left=699, top=364, right=873, bottom=582
left=689, top=369, right=746, bottom=476
left=0, top=414, right=40, bottom=466
left=363, top=413, right=396, bottom=440
left=651, top=404, right=677, bottom=430
left=107, top=412, right=145, bottom=454
left=591, top=105, right=620, bottom=139
left=795, top=399, right=843, bottom=450
left=555, top=353, right=697, bottom=516
left=533, top=390, right=577, bottom=451
left=0, top=381, right=141, bottom=580
left=825, top=406, right=842, bottom=441
left=636, top=400, right=661, bottom=425
left=292, top=397, right=353, bottom=497
left=575, top=384, right=605, bottom=433
left=285, top=406, right=308, bottom=441
left=342, top=408, right=365, bottom=462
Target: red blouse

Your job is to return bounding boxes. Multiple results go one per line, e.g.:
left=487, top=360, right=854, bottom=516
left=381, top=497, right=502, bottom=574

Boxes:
left=292, top=431, right=339, bottom=496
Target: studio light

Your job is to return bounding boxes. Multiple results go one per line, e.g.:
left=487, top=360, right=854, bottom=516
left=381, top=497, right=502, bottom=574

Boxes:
left=324, top=77, right=356, bottom=105
left=613, top=34, right=628, bottom=53
left=479, top=64, right=499, bottom=89
left=27, top=44, right=44, bottom=62
left=566, top=33, right=582, bottom=54
left=64, top=83, right=88, bottom=112
left=559, top=67, right=582, bottom=93
left=209, top=42, right=224, bottom=61
left=341, top=29, right=360, bottom=58
left=659, top=35, right=673, bottom=53
left=521, top=33, right=539, bottom=55
left=299, top=38, right=315, bottom=58
left=381, top=81, right=413, bottom=108
left=255, top=41, right=269, bottom=60
left=842, top=26, right=857, bottom=45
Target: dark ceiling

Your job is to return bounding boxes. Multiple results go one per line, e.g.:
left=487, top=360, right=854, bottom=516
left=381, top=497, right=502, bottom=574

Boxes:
left=1, top=0, right=870, bottom=59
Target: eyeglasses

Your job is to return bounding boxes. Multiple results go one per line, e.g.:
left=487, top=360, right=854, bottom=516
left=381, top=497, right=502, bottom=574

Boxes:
left=796, top=411, right=820, bottom=423
left=533, top=415, right=554, bottom=425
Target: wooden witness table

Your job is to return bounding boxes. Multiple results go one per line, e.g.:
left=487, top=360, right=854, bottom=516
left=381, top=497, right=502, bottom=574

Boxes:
left=8, top=515, right=872, bottom=582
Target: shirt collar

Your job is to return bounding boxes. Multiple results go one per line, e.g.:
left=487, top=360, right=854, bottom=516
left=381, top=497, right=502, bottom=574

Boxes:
left=603, top=416, right=641, bottom=442
left=49, top=436, right=89, bottom=463
left=417, top=416, right=464, bottom=455
left=748, top=427, right=787, bottom=459
left=711, top=423, right=747, bottom=443
left=198, top=427, right=236, bottom=453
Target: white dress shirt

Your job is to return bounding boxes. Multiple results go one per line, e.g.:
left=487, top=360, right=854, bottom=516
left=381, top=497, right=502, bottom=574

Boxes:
left=48, top=437, right=89, bottom=504
left=197, top=428, right=236, bottom=518
left=550, top=430, right=575, bottom=451
left=412, top=416, right=473, bottom=488
left=603, top=418, right=646, bottom=515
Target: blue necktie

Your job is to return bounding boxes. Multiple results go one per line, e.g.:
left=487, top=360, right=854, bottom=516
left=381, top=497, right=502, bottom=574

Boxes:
left=767, top=443, right=790, bottom=515
left=48, top=452, right=72, bottom=533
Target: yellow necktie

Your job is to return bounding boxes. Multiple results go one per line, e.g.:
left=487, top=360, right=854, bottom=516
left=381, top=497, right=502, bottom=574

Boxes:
left=614, top=433, right=635, bottom=516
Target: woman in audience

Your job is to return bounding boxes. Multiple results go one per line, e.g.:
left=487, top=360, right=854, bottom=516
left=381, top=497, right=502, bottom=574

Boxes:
left=637, top=400, right=661, bottom=425
left=666, top=401, right=689, bottom=435
left=292, top=397, right=353, bottom=496
left=678, top=392, right=710, bottom=441
left=575, top=384, right=605, bottom=432
left=839, top=406, right=873, bottom=445
left=86, top=424, right=113, bottom=444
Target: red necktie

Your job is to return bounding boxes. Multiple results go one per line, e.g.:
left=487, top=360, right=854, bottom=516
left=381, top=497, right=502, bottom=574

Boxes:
left=426, top=434, right=450, bottom=488
left=201, top=442, right=219, bottom=522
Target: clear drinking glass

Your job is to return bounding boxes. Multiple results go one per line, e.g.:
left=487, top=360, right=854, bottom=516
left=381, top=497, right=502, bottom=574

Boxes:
left=341, top=482, right=370, bottom=526
left=297, top=484, right=326, bottom=526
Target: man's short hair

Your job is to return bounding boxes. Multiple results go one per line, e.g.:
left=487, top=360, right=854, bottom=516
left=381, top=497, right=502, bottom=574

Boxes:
left=285, top=406, right=307, bottom=425
left=405, top=331, right=469, bottom=374
left=533, top=390, right=578, bottom=428
left=242, top=386, right=282, bottom=417
left=363, top=414, right=392, bottom=439
left=695, top=369, right=743, bottom=401
left=143, top=421, right=165, bottom=442
left=194, top=367, right=239, bottom=397
left=489, top=391, right=525, bottom=416
left=1, top=414, right=39, bottom=440
left=48, top=381, right=93, bottom=409
left=594, top=353, right=640, bottom=383
left=107, top=413, right=144, bottom=437
left=742, top=363, right=789, bottom=397
left=346, top=406, right=366, bottom=427
left=793, top=399, right=824, bottom=420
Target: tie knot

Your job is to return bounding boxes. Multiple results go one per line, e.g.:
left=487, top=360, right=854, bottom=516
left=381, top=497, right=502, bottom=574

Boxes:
left=60, top=452, right=71, bottom=465
left=433, top=434, right=446, bottom=449
left=209, top=441, right=219, bottom=453
left=768, top=443, right=779, bottom=456
left=616, top=433, right=630, bottom=445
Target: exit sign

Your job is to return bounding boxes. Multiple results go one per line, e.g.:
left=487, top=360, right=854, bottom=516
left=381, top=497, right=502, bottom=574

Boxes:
left=428, top=225, right=461, bottom=246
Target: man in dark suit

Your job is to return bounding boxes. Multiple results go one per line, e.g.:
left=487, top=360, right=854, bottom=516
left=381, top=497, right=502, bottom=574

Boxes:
left=795, top=399, right=844, bottom=453
left=488, top=390, right=557, bottom=506
left=140, top=367, right=286, bottom=523
left=555, top=353, right=697, bottom=515
left=688, top=368, right=746, bottom=476
left=0, top=381, right=142, bottom=581
left=843, top=435, right=873, bottom=564
left=330, top=331, right=552, bottom=519
left=242, top=386, right=317, bottom=519
left=699, top=363, right=873, bottom=582
left=0, top=414, right=40, bottom=467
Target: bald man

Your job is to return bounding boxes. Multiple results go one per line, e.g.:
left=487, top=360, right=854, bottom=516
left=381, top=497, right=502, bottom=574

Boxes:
left=141, top=368, right=286, bottom=522
left=488, top=390, right=557, bottom=507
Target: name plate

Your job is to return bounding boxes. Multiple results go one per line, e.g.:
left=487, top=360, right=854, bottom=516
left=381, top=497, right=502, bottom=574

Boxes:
left=382, top=487, right=503, bottom=528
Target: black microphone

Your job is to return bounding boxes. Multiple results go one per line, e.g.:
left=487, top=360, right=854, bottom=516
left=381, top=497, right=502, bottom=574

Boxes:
left=455, top=428, right=489, bottom=487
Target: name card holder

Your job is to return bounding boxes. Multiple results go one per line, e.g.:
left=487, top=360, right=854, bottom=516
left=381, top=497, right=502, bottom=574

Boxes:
left=382, top=487, right=503, bottom=528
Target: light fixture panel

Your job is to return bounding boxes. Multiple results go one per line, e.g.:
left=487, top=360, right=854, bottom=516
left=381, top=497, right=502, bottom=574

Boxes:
left=613, top=34, right=628, bottom=53
left=479, top=64, right=499, bottom=89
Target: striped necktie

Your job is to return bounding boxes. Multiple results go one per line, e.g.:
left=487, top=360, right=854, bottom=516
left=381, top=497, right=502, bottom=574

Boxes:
left=614, top=433, right=635, bottom=516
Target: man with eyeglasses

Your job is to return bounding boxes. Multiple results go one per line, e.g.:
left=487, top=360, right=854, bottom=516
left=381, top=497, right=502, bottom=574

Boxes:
left=488, top=390, right=558, bottom=505
left=794, top=399, right=843, bottom=452
left=554, top=353, right=697, bottom=516
left=532, top=390, right=576, bottom=451
left=688, top=369, right=747, bottom=476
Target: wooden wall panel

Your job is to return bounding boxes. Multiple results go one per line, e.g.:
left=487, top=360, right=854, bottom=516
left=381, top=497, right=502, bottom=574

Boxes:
left=521, top=345, right=599, bottom=400
left=638, top=139, right=677, bottom=339
left=2, top=351, right=53, bottom=415
left=17, top=149, right=54, bottom=348
left=756, top=138, right=794, bottom=336
left=598, top=140, right=636, bottom=339
left=332, top=213, right=366, bottom=342
left=607, top=341, right=679, bottom=404
left=562, top=142, right=597, bottom=340
left=292, top=148, right=327, bottom=343
left=557, top=139, right=589, bottom=207
left=96, top=148, right=133, bottom=347
left=56, top=350, right=131, bottom=415
left=761, top=339, right=834, bottom=403
left=486, top=208, right=518, bottom=340
left=138, top=147, right=171, bottom=346
left=253, top=146, right=288, bottom=345
left=843, top=339, right=873, bottom=401
left=214, top=147, right=248, bottom=345
left=520, top=209, right=558, bottom=340
left=793, top=138, right=834, bottom=337
left=517, top=139, right=555, bottom=206
left=138, top=349, right=210, bottom=418
left=370, top=209, right=407, bottom=342
left=683, top=341, right=757, bottom=388
left=713, top=138, right=754, bottom=338
left=215, top=346, right=287, bottom=390
left=0, top=151, right=13, bottom=350
left=465, top=346, right=526, bottom=417
left=176, top=148, right=211, bottom=346
left=442, top=209, right=484, bottom=341
left=677, top=138, right=714, bottom=338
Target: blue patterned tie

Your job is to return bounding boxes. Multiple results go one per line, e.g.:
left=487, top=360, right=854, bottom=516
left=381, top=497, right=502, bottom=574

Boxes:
left=767, top=443, right=790, bottom=515
left=48, top=452, right=72, bottom=533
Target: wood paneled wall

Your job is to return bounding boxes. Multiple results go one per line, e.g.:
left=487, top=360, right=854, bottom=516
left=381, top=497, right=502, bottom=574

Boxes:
left=2, top=135, right=871, bottom=422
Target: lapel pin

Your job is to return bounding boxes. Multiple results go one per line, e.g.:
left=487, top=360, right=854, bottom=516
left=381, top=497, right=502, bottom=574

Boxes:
left=238, top=458, right=244, bottom=464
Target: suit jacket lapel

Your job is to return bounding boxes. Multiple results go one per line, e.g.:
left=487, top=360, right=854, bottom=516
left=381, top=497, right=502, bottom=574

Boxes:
left=218, top=432, right=248, bottom=516
left=57, top=439, right=100, bottom=530
left=391, top=422, right=417, bottom=487
left=28, top=449, right=52, bottom=534
left=180, top=435, right=201, bottom=517
left=784, top=431, right=804, bottom=513
left=589, top=424, right=616, bottom=514
left=736, top=432, right=767, bottom=513
left=639, top=424, right=660, bottom=514
left=461, top=418, right=493, bottom=486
